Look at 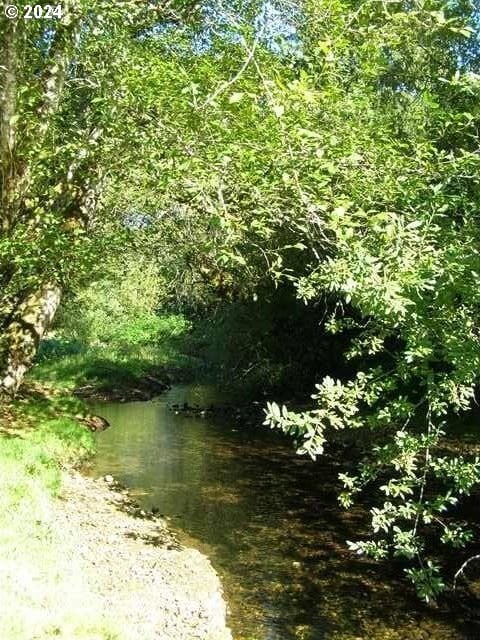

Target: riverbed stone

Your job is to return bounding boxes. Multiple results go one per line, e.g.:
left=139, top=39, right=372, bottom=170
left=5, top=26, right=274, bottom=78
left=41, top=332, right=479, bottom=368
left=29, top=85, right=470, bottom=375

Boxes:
left=52, top=471, right=232, bottom=640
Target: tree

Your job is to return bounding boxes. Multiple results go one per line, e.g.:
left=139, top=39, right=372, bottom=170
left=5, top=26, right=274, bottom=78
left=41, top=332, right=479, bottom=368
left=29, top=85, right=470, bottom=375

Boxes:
left=0, top=0, right=211, bottom=395
left=0, top=0, right=298, bottom=395
left=262, top=0, right=480, bottom=600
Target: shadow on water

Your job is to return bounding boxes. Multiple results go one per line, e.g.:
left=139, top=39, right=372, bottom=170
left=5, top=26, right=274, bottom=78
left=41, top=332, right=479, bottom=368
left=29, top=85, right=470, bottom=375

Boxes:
left=87, top=385, right=479, bottom=640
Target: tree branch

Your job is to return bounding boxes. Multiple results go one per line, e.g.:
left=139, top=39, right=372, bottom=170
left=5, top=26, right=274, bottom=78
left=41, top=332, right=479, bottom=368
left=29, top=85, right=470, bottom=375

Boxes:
left=453, top=554, right=480, bottom=591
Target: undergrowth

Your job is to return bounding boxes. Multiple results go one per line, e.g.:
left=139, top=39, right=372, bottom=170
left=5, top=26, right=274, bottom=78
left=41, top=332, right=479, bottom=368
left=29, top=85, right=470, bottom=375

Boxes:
left=33, top=313, right=201, bottom=393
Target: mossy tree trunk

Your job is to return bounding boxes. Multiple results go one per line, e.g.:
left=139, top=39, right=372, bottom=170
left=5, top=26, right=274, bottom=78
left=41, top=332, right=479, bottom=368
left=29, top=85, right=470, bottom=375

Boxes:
left=0, top=7, right=75, bottom=396
left=0, top=283, right=61, bottom=396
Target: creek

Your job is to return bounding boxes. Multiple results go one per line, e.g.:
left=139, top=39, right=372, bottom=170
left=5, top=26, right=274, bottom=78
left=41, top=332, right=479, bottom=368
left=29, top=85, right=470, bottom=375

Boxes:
left=88, top=384, right=474, bottom=640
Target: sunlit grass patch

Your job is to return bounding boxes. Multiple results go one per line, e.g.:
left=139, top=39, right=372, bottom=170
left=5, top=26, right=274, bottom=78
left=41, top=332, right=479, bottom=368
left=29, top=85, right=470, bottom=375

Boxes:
left=0, top=401, right=119, bottom=639
left=33, top=313, right=200, bottom=393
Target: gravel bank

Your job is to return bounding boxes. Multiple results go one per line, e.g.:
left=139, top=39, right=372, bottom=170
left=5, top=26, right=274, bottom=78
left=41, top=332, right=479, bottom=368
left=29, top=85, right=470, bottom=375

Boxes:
left=53, top=471, right=232, bottom=640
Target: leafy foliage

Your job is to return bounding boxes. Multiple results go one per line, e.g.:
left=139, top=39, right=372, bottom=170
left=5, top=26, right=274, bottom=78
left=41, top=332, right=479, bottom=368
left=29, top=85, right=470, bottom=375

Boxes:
left=262, top=0, right=480, bottom=601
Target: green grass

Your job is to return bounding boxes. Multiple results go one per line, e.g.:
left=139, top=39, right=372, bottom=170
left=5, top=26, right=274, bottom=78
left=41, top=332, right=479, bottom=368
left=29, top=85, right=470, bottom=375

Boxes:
left=33, top=313, right=203, bottom=394
left=0, top=395, right=120, bottom=639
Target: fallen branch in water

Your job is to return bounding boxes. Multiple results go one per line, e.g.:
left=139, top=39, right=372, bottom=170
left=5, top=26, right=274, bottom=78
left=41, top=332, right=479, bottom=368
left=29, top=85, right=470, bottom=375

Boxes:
left=453, top=554, right=480, bottom=591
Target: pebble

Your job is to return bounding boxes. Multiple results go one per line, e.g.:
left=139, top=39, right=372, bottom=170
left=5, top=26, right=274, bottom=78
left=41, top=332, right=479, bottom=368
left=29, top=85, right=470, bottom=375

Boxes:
left=52, top=471, right=232, bottom=640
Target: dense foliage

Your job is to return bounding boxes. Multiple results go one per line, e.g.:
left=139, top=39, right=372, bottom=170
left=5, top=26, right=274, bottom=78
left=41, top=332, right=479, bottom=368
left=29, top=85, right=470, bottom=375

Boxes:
left=262, top=0, right=480, bottom=600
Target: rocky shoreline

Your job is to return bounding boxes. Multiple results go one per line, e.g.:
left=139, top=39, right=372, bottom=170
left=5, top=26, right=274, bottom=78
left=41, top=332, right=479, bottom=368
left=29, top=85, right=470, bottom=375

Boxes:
left=54, top=470, right=232, bottom=640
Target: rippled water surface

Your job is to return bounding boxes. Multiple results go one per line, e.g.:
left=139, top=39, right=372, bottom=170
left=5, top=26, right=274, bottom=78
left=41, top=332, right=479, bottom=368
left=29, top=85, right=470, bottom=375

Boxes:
left=88, top=385, right=477, bottom=640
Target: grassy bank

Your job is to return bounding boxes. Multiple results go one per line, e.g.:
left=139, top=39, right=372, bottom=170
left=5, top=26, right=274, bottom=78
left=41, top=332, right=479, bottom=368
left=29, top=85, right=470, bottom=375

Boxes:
left=39, top=296, right=345, bottom=401
left=0, top=390, right=124, bottom=639
left=32, top=313, right=202, bottom=399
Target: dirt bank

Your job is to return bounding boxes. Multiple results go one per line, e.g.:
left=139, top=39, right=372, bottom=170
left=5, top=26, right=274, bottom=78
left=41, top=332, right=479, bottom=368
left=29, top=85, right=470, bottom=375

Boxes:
left=73, top=372, right=170, bottom=402
left=53, top=471, right=232, bottom=640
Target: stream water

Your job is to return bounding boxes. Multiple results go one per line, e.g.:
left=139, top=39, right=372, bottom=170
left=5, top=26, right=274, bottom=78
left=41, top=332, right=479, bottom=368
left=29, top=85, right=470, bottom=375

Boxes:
left=88, top=384, right=477, bottom=640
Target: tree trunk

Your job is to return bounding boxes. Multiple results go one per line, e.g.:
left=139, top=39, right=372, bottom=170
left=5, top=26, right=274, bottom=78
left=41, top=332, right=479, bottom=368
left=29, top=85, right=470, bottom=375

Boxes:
left=0, top=19, right=20, bottom=233
left=0, top=283, right=61, bottom=397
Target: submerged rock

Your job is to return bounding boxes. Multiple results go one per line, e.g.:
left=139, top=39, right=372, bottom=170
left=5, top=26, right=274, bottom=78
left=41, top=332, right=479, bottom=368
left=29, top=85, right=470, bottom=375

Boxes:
left=75, top=413, right=110, bottom=431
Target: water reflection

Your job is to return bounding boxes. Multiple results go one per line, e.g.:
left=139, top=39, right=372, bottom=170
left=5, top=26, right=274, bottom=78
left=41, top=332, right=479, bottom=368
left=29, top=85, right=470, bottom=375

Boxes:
left=88, top=385, right=475, bottom=640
